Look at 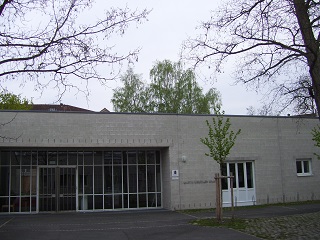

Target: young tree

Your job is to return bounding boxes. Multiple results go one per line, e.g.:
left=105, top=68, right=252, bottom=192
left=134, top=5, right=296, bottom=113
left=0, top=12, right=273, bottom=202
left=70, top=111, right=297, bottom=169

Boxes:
left=200, top=109, right=241, bottom=221
left=200, top=109, right=241, bottom=173
left=0, top=0, right=149, bottom=97
left=0, top=91, right=32, bottom=110
left=112, top=60, right=222, bottom=114
left=184, top=0, right=320, bottom=116
left=312, top=126, right=320, bottom=159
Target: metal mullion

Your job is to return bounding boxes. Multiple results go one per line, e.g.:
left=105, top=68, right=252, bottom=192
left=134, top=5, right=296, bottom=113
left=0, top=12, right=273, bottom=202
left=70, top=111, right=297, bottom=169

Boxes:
left=75, top=152, right=78, bottom=211
left=145, top=152, right=148, bottom=208
left=227, top=163, right=230, bottom=190
left=47, top=167, right=52, bottom=211
left=160, top=151, right=163, bottom=208
left=235, top=163, right=239, bottom=189
left=67, top=168, right=69, bottom=210
left=121, top=151, right=124, bottom=209
left=82, top=158, right=84, bottom=210
left=65, top=167, right=72, bottom=210
left=147, top=163, right=150, bottom=207
left=36, top=165, right=39, bottom=213
left=29, top=152, right=32, bottom=213
left=112, top=151, right=114, bottom=209
left=48, top=168, right=50, bottom=211
left=102, top=151, right=104, bottom=210
left=154, top=161, right=156, bottom=207
left=54, top=168, right=55, bottom=211
left=73, top=167, right=75, bottom=210
left=49, top=168, right=51, bottom=211
left=136, top=153, right=139, bottom=209
left=18, top=152, right=21, bottom=212
left=251, top=162, right=255, bottom=188
left=56, top=167, right=60, bottom=212
left=243, top=162, right=248, bottom=189
left=41, top=168, right=44, bottom=211
left=53, top=168, right=56, bottom=211
left=63, top=168, right=66, bottom=211
left=66, top=152, right=69, bottom=210
left=125, top=152, right=128, bottom=209
left=8, top=152, right=12, bottom=213
left=93, top=155, right=95, bottom=210
left=61, top=168, right=64, bottom=211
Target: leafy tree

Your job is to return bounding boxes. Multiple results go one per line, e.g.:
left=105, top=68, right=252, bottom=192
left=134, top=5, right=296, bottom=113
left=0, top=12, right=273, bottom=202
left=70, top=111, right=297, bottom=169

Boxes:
left=0, top=91, right=32, bottom=110
left=112, top=60, right=221, bottom=114
left=312, top=126, right=320, bottom=159
left=200, top=109, right=241, bottom=172
left=111, top=68, right=150, bottom=112
left=200, top=108, right=241, bottom=221
left=0, top=0, right=149, bottom=97
left=184, top=0, right=320, bottom=116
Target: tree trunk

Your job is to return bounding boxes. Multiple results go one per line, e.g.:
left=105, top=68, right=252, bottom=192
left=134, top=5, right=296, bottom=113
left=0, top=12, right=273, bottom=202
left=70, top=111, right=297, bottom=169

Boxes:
left=293, top=0, right=320, bottom=117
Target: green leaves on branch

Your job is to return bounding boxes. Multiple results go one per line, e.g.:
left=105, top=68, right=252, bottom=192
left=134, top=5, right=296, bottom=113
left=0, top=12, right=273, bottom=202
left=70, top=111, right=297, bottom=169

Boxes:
left=0, top=91, right=32, bottom=110
left=111, top=68, right=149, bottom=113
left=200, top=113, right=241, bottom=165
left=312, top=126, right=320, bottom=159
left=112, top=60, right=221, bottom=114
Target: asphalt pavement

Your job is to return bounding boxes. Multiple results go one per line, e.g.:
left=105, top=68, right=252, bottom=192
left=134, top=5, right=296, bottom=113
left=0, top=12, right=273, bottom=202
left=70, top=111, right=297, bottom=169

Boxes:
left=0, top=203, right=319, bottom=240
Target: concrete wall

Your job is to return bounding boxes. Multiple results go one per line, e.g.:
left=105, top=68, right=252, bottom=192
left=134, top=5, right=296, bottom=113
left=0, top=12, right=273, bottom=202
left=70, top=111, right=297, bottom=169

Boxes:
left=0, top=111, right=319, bottom=210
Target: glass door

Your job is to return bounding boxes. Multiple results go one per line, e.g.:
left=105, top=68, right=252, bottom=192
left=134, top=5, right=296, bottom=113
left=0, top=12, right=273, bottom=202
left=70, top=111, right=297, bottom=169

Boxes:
left=221, top=162, right=256, bottom=207
left=39, top=167, right=76, bottom=212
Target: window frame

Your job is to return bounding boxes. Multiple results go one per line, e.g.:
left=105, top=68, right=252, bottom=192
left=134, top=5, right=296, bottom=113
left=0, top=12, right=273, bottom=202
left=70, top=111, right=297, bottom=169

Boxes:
left=296, top=159, right=312, bottom=177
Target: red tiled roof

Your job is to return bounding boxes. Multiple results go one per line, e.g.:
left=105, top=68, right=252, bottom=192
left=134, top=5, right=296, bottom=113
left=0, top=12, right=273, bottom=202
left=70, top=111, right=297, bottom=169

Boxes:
left=31, top=104, right=93, bottom=112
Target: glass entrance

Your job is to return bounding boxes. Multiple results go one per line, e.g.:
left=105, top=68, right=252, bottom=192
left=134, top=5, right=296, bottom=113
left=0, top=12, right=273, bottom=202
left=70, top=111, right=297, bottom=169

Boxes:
left=39, top=167, right=76, bottom=212
left=221, top=162, right=256, bottom=207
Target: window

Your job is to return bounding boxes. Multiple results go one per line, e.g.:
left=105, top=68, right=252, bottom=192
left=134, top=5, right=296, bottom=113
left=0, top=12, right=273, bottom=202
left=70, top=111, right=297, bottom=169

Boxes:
left=221, top=162, right=254, bottom=190
left=296, top=159, right=312, bottom=176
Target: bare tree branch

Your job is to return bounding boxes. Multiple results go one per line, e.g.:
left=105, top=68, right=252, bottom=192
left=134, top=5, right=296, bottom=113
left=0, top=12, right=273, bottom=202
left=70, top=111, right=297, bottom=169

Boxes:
left=183, top=0, right=320, bottom=115
left=0, top=113, right=22, bottom=140
left=0, top=0, right=150, bottom=98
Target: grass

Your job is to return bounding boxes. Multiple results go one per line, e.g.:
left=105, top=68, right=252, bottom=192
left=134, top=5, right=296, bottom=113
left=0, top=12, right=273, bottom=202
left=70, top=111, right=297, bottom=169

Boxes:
left=191, top=217, right=248, bottom=230
left=185, top=200, right=320, bottom=240
left=178, top=200, right=320, bottom=214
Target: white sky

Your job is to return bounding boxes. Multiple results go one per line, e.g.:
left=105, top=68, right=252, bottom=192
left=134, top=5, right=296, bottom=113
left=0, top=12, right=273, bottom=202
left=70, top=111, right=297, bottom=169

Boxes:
left=5, top=0, right=263, bottom=115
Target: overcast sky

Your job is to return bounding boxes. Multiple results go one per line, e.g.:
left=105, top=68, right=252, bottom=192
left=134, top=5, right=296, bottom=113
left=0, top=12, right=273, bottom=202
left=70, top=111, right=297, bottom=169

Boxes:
left=6, top=0, right=263, bottom=114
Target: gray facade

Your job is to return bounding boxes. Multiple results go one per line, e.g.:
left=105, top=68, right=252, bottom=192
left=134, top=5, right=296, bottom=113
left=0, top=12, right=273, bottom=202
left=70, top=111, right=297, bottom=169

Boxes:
left=0, top=110, right=319, bottom=213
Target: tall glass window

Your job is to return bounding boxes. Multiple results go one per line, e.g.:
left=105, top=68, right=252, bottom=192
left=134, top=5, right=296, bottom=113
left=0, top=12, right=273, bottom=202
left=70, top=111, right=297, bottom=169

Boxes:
left=0, top=149, right=162, bottom=213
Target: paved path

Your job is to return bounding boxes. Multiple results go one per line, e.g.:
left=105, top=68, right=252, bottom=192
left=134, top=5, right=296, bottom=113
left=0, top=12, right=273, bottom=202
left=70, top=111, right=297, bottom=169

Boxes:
left=243, top=211, right=320, bottom=240
left=0, top=203, right=319, bottom=240
left=0, top=210, right=259, bottom=240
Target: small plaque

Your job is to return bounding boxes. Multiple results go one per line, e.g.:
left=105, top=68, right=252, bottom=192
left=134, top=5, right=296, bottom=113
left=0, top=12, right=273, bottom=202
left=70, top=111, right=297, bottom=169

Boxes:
left=172, top=170, right=179, bottom=180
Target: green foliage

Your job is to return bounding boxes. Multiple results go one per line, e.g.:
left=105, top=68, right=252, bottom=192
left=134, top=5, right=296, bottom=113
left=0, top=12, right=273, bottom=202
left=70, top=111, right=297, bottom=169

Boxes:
left=191, top=217, right=247, bottom=230
left=111, top=68, right=150, bottom=113
left=312, top=126, right=320, bottom=159
left=0, top=92, right=32, bottom=110
left=200, top=110, right=241, bottom=165
left=112, top=60, right=221, bottom=114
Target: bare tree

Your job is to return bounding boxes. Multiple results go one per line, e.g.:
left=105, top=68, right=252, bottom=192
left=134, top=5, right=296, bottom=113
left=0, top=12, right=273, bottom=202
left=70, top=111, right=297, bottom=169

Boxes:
left=184, top=0, right=320, bottom=116
left=0, top=0, right=149, bottom=98
left=247, top=75, right=316, bottom=115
